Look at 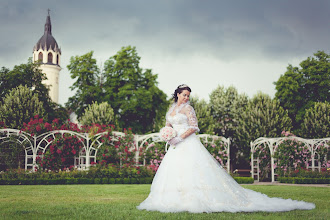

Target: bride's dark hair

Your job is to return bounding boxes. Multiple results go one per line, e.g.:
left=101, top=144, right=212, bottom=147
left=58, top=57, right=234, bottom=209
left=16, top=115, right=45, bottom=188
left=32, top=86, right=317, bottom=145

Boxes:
left=172, top=84, right=191, bottom=102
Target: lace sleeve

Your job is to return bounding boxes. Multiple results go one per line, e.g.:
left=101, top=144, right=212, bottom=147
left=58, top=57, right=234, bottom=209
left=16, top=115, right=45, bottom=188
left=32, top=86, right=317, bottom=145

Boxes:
left=183, top=105, right=200, bottom=132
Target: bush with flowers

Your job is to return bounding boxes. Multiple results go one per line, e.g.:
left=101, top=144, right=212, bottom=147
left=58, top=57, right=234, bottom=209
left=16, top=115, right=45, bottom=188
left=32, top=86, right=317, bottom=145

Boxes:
left=252, top=131, right=329, bottom=181
left=95, top=128, right=135, bottom=167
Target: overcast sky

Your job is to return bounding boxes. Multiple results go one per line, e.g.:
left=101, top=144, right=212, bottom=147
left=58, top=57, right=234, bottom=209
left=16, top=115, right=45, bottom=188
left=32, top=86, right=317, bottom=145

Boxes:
left=1, top=0, right=329, bottom=105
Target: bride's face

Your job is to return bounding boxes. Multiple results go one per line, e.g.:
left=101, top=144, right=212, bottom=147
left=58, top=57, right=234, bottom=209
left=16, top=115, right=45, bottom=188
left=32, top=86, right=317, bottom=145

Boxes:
left=177, top=90, right=190, bottom=104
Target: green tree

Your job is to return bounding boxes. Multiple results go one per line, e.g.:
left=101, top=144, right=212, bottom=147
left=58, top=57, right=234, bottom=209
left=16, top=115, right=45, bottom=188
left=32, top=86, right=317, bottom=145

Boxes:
left=274, top=51, right=330, bottom=131
left=0, top=85, right=45, bottom=129
left=103, top=46, right=169, bottom=133
left=301, top=102, right=330, bottom=138
left=66, top=51, right=102, bottom=117
left=79, top=101, right=115, bottom=126
left=189, top=96, right=214, bottom=134
left=209, top=86, right=249, bottom=168
left=237, top=92, right=292, bottom=165
left=0, top=58, right=68, bottom=123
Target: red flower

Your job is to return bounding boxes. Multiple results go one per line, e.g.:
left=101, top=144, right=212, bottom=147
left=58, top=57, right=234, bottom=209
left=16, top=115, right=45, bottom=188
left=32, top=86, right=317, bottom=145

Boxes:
left=36, top=125, right=41, bottom=132
left=56, top=149, right=62, bottom=154
left=72, top=149, right=76, bottom=154
left=34, top=115, right=39, bottom=119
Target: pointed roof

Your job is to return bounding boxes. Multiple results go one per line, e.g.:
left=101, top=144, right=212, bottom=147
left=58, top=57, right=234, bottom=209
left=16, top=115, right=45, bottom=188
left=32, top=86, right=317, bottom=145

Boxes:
left=33, top=10, right=61, bottom=54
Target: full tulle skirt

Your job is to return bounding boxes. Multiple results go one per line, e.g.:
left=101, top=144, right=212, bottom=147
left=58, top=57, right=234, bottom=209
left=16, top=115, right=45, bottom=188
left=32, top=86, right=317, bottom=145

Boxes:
left=137, top=134, right=315, bottom=213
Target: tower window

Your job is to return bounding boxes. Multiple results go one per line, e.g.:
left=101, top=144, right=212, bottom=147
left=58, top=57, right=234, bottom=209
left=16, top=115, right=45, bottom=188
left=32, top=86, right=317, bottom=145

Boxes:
left=38, top=52, right=43, bottom=62
left=56, top=54, right=59, bottom=65
left=48, top=52, right=53, bottom=63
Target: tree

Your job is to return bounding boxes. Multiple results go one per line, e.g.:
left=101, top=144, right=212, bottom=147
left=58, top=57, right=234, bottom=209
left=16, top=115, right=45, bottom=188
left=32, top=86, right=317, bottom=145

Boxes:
left=103, top=46, right=169, bottom=133
left=79, top=101, right=115, bottom=126
left=66, top=51, right=102, bottom=117
left=301, top=102, right=330, bottom=138
left=0, top=58, right=68, bottom=123
left=274, top=51, right=330, bottom=131
left=189, top=96, right=214, bottom=134
left=237, top=92, right=292, bottom=166
left=210, top=86, right=249, bottom=137
left=0, top=85, right=45, bottom=129
left=209, top=86, right=249, bottom=168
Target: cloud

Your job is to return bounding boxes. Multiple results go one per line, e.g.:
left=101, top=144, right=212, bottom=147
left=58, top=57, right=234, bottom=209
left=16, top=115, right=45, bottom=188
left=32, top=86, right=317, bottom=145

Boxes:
left=0, top=0, right=329, bottom=105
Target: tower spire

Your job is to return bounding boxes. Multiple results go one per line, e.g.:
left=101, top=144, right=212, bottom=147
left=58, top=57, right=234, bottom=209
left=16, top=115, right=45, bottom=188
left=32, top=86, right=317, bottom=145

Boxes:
left=44, top=9, right=52, bottom=35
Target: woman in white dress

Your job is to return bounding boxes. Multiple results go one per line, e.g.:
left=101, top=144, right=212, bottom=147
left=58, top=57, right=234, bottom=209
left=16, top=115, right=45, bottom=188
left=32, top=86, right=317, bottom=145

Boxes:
left=137, top=84, right=315, bottom=213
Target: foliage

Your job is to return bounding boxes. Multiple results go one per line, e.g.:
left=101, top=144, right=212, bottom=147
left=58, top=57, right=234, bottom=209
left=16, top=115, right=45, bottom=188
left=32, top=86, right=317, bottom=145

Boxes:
left=0, top=138, right=25, bottom=170
left=209, top=85, right=249, bottom=168
left=66, top=51, right=102, bottom=117
left=0, top=85, right=45, bottom=129
left=237, top=92, right=292, bottom=166
left=284, top=167, right=330, bottom=178
left=274, top=51, right=330, bottom=131
left=189, top=96, right=215, bottom=134
left=36, top=135, right=83, bottom=171
left=95, top=128, right=135, bottom=167
left=0, top=165, right=155, bottom=185
left=66, top=47, right=169, bottom=134
left=103, top=46, right=169, bottom=133
left=0, top=58, right=68, bottom=123
left=279, top=168, right=330, bottom=184
left=301, top=101, right=330, bottom=138
left=79, top=101, right=115, bottom=126
left=252, top=131, right=329, bottom=180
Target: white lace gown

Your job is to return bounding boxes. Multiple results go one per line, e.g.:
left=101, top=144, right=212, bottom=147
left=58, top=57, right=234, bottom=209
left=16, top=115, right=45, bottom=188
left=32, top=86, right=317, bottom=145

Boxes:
left=137, top=103, right=315, bottom=213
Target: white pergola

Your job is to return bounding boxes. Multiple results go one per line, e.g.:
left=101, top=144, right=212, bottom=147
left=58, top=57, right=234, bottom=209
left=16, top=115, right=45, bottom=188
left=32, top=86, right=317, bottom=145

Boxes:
left=250, top=136, right=330, bottom=182
left=0, top=129, right=230, bottom=172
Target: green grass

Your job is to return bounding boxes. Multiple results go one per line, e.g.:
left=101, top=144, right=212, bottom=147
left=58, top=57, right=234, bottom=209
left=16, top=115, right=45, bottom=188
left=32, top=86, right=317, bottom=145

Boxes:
left=0, top=184, right=328, bottom=220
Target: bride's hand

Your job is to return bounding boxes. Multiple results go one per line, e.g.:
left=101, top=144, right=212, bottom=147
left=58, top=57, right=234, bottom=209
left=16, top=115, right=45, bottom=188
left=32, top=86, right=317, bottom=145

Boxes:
left=168, top=137, right=183, bottom=146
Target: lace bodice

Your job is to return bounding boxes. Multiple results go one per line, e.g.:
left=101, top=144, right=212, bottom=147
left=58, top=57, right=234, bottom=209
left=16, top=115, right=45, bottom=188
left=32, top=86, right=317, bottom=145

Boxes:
left=165, top=102, right=199, bottom=135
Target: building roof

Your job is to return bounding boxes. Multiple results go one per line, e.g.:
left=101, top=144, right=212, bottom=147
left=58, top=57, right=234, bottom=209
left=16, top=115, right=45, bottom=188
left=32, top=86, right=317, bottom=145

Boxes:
left=33, top=12, right=61, bottom=54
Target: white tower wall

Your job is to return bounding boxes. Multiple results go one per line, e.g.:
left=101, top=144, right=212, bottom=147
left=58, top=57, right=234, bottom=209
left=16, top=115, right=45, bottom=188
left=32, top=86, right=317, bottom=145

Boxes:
left=33, top=11, right=61, bottom=104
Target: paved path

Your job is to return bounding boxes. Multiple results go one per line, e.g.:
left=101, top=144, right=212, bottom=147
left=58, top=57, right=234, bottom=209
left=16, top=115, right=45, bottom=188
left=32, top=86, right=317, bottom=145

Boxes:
left=242, top=181, right=329, bottom=187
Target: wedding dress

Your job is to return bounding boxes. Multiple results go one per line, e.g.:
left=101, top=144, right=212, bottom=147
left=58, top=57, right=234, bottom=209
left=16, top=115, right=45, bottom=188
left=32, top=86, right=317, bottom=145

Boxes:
left=137, top=102, right=315, bottom=213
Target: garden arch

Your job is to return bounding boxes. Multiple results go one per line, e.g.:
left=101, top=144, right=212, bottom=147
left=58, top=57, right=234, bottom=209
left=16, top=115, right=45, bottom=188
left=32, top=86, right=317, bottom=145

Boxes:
left=250, top=137, right=330, bottom=182
left=0, top=129, right=34, bottom=170
left=0, top=128, right=230, bottom=172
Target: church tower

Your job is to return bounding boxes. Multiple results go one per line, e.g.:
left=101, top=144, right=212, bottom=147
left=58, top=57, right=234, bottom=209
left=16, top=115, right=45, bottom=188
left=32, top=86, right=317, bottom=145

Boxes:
left=33, top=10, right=61, bottom=103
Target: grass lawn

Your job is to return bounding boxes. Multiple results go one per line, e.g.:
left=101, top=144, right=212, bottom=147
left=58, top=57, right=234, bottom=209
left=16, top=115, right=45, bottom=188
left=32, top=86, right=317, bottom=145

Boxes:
left=0, top=184, right=328, bottom=220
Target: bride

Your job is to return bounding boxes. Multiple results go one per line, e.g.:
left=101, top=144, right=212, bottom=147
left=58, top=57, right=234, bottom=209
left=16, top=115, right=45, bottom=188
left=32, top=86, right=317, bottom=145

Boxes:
left=137, top=84, right=315, bottom=213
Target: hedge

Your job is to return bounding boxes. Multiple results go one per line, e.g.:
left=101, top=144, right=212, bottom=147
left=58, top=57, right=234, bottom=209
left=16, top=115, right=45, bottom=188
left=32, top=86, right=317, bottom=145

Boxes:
left=0, top=177, right=154, bottom=185
left=278, top=177, right=330, bottom=184
left=0, top=176, right=253, bottom=185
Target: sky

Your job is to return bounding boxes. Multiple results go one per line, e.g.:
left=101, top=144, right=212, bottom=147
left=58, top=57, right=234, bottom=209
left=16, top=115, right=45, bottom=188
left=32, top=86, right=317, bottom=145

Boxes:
left=1, top=0, right=329, bottom=106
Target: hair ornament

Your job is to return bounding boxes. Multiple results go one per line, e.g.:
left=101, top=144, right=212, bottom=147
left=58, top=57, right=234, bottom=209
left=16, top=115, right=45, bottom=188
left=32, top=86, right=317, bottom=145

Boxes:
left=178, top=84, right=189, bottom=88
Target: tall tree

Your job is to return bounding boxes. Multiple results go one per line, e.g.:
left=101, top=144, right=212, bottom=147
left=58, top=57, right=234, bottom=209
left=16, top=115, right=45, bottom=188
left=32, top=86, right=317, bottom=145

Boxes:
left=0, top=58, right=68, bottom=123
left=209, top=85, right=249, bottom=168
left=274, top=51, right=330, bottom=131
left=301, top=102, right=330, bottom=138
left=103, top=46, right=169, bottom=133
left=189, top=96, right=214, bottom=134
left=79, top=101, right=115, bottom=126
left=66, top=51, right=102, bottom=117
left=0, top=85, right=45, bottom=129
left=236, top=92, right=292, bottom=166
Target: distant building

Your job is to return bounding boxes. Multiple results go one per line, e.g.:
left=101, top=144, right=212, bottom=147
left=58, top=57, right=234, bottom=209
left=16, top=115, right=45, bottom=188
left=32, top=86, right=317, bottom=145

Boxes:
left=32, top=10, right=61, bottom=103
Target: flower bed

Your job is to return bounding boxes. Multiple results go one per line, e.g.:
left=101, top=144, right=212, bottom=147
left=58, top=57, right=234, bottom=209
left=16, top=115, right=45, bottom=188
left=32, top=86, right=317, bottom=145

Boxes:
left=0, top=167, right=253, bottom=185
left=278, top=168, right=330, bottom=184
